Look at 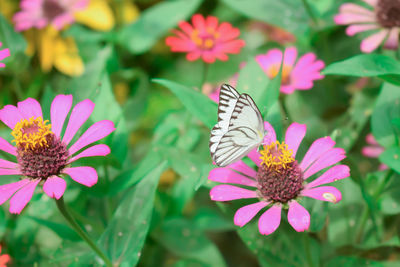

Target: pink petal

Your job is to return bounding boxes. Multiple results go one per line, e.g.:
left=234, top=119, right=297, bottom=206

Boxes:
left=287, top=201, right=310, bottom=232
left=362, top=0, right=378, bottom=7
left=186, top=51, right=201, bottom=61
left=0, top=48, right=10, bottom=61
left=178, top=21, right=194, bottom=36
left=208, top=168, right=257, bottom=187
left=17, top=98, right=42, bottom=119
left=0, top=105, right=24, bottom=129
left=302, top=186, right=342, bottom=203
left=68, top=120, right=115, bottom=155
left=300, top=136, right=335, bottom=172
left=263, top=121, right=277, bottom=145
left=0, top=159, right=18, bottom=169
left=68, top=144, right=110, bottom=163
left=303, top=148, right=346, bottom=179
left=283, top=47, right=297, bottom=67
left=206, top=15, right=218, bottom=30
left=362, top=146, right=384, bottom=158
left=51, top=13, right=75, bottom=30
left=346, top=24, right=379, bottom=36
left=361, top=30, right=389, bottom=53
left=384, top=28, right=399, bottom=50
left=192, top=14, right=206, bottom=33
left=258, top=205, right=282, bottom=235
left=234, top=201, right=269, bottom=227
left=281, top=85, right=296, bottom=94
left=0, top=169, right=21, bottom=176
left=0, top=179, right=30, bottom=205
left=285, top=122, right=306, bottom=158
left=9, top=179, right=40, bottom=214
left=306, top=165, right=350, bottom=188
left=339, top=3, right=374, bottom=16
left=210, top=184, right=257, bottom=201
left=43, top=176, right=66, bottom=199
left=247, top=149, right=262, bottom=167
left=202, top=51, right=216, bottom=63
left=0, top=137, right=17, bottom=156
left=228, top=160, right=257, bottom=178
left=62, top=99, right=95, bottom=145
left=334, top=13, right=376, bottom=25
left=63, top=166, right=98, bottom=187
left=366, top=133, right=378, bottom=145
left=51, top=95, right=73, bottom=138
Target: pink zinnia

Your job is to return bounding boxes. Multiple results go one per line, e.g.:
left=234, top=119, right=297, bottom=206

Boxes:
left=0, top=95, right=115, bottom=214
left=362, top=133, right=387, bottom=170
left=255, top=47, right=325, bottom=95
left=13, top=0, right=89, bottom=31
left=0, top=43, right=10, bottom=68
left=209, top=122, right=349, bottom=235
left=0, top=245, right=10, bottom=267
left=165, top=14, right=246, bottom=63
left=334, top=0, right=400, bottom=53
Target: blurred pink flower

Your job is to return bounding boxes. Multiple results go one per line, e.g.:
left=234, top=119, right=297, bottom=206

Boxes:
left=0, top=95, right=115, bottom=214
left=13, top=0, right=89, bottom=31
left=0, top=43, right=10, bottom=68
left=334, top=0, right=400, bottom=53
left=209, top=122, right=349, bottom=235
left=166, top=14, right=246, bottom=63
left=362, top=133, right=387, bottom=170
left=256, top=47, right=325, bottom=95
left=206, top=73, right=239, bottom=103
left=0, top=245, right=10, bottom=267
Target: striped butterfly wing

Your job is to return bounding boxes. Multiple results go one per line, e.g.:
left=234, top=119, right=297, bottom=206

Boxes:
left=210, top=85, right=265, bottom=167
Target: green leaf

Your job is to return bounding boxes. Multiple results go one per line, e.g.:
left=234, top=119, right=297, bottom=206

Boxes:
left=220, top=0, right=309, bottom=37
left=152, top=218, right=226, bottom=267
left=118, top=0, right=202, bottom=54
left=28, top=216, right=80, bottom=242
left=153, top=78, right=217, bottom=129
left=323, top=54, right=400, bottom=81
left=0, top=14, right=29, bottom=72
left=380, top=147, right=400, bottom=174
left=99, top=161, right=168, bottom=266
left=371, top=83, right=400, bottom=147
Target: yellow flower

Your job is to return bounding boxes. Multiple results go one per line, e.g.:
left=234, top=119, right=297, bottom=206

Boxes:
left=75, top=0, right=115, bottom=31
left=116, top=0, right=140, bottom=25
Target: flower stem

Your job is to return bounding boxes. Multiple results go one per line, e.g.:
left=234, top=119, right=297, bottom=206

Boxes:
left=55, top=197, right=112, bottom=267
left=355, top=169, right=394, bottom=243
left=279, top=95, right=291, bottom=126
left=199, top=62, right=209, bottom=90
left=303, top=233, right=315, bottom=267
left=301, top=0, right=318, bottom=26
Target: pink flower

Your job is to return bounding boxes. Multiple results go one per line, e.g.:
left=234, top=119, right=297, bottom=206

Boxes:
left=0, top=245, right=10, bottom=267
left=362, top=133, right=387, bottom=170
left=0, top=95, right=115, bottom=214
left=334, top=0, right=400, bottom=53
left=209, top=122, right=349, bottom=235
left=13, top=0, right=89, bottom=31
left=165, top=14, right=246, bottom=63
left=255, top=47, right=325, bottom=95
left=0, top=43, right=10, bottom=68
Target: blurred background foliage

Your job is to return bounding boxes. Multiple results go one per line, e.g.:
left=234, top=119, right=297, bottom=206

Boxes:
left=0, top=0, right=400, bottom=266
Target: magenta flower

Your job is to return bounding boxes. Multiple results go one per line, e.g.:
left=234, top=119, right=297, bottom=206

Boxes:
left=255, top=47, right=325, bottom=95
left=0, top=95, right=115, bottom=214
left=209, top=122, right=349, bottom=235
left=165, top=14, right=246, bottom=63
left=334, top=0, right=400, bottom=53
left=362, top=133, right=387, bottom=170
left=0, top=43, right=10, bottom=68
left=13, top=0, right=89, bottom=31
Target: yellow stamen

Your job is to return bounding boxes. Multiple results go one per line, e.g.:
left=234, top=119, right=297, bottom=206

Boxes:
left=259, top=141, right=294, bottom=171
left=190, top=29, right=218, bottom=49
left=204, top=39, right=214, bottom=49
left=11, top=117, right=53, bottom=151
left=267, top=64, right=292, bottom=84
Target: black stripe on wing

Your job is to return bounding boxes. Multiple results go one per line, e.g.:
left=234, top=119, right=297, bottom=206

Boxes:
left=217, top=84, right=240, bottom=123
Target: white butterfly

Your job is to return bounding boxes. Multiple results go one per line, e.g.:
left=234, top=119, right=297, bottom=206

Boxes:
left=209, top=84, right=266, bottom=167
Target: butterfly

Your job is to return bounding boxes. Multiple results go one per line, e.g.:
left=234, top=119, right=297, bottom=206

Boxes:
left=209, top=84, right=266, bottom=167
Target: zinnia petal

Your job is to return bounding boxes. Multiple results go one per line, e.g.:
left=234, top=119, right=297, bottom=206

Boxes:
left=285, top=122, right=306, bottom=157
left=51, top=94, right=73, bottom=137
left=0, top=105, right=24, bottom=129
left=9, top=179, right=40, bottom=214
left=300, top=136, right=335, bottom=172
left=287, top=201, right=310, bottom=232
left=208, top=168, right=257, bottom=187
left=258, top=205, right=281, bottom=235
left=68, top=144, right=111, bottom=163
left=63, top=166, right=98, bottom=187
left=302, top=186, right=342, bottom=203
left=303, top=148, right=346, bottom=179
left=247, top=149, right=262, bottom=167
left=360, top=30, right=389, bottom=53
left=234, top=201, right=269, bottom=227
left=306, top=165, right=350, bottom=188
left=17, top=98, right=43, bottom=119
left=43, top=176, right=66, bottom=199
left=0, top=137, right=17, bottom=156
left=228, top=160, right=257, bottom=178
left=210, top=184, right=257, bottom=201
left=0, top=179, right=30, bottom=205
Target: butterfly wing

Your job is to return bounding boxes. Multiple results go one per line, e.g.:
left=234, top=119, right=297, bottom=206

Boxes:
left=210, top=86, right=265, bottom=167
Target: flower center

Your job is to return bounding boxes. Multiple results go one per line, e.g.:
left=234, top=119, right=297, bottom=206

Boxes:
left=267, top=64, right=292, bottom=85
left=12, top=117, right=69, bottom=179
left=256, top=141, right=303, bottom=203
left=190, top=28, right=220, bottom=50
left=43, top=0, right=65, bottom=21
left=376, top=0, right=400, bottom=28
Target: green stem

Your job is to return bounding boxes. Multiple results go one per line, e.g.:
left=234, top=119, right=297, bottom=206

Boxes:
left=56, top=197, right=112, bottom=267
left=279, top=96, right=291, bottom=126
left=304, top=233, right=314, bottom=267
left=355, top=169, right=394, bottom=243
left=199, top=62, right=209, bottom=90
left=301, top=0, right=318, bottom=26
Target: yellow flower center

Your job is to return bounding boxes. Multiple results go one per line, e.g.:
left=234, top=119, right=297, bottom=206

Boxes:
left=267, top=64, right=292, bottom=85
left=11, top=117, right=53, bottom=151
left=259, top=141, right=295, bottom=171
left=190, top=28, right=219, bottom=50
